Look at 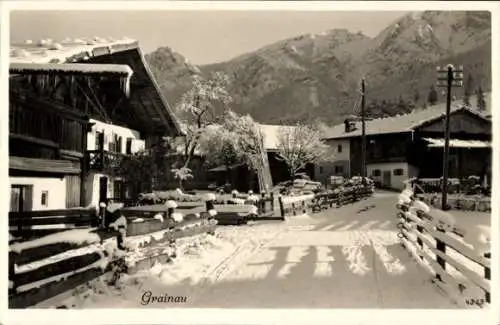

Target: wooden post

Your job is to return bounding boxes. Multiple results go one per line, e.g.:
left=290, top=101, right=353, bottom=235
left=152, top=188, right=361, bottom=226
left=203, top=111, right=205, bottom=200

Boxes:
left=8, top=254, right=16, bottom=293
left=484, top=252, right=491, bottom=303
left=166, top=200, right=177, bottom=222
left=278, top=195, right=285, bottom=220
left=99, top=202, right=106, bottom=229
left=292, top=202, right=296, bottom=216
left=260, top=191, right=266, bottom=214
left=435, top=229, right=446, bottom=281
left=206, top=200, right=214, bottom=212
left=416, top=225, right=424, bottom=253
left=80, top=121, right=90, bottom=207
left=361, top=78, right=366, bottom=183
left=270, top=192, right=275, bottom=212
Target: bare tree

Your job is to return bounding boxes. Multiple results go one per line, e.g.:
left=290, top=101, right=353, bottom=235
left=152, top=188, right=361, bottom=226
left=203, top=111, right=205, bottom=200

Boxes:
left=276, top=123, right=332, bottom=180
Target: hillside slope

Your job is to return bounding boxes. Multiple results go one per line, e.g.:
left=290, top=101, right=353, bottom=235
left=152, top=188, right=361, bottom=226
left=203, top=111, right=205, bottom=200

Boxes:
left=147, top=11, right=491, bottom=126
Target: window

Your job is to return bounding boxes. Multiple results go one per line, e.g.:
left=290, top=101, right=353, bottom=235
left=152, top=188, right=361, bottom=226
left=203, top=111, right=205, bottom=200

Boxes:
left=319, top=166, right=324, bottom=174
left=95, top=131, right=104, bottom=151
left=41, top=191, right=49, bottom=207
left=334, top=165, right=344, bottom=174
left=114, top=180, right=124, bottom=202
left=393, top=168, right=404, bottom=176
left=10, top=185, right=33, bottom=212
left=126, top=138, right=133, bottom=154
left=116, top=136, right=123, bottom=153
left=372, top=169, right=381, bottom=177
left=337, top=144, right=343, bottom=153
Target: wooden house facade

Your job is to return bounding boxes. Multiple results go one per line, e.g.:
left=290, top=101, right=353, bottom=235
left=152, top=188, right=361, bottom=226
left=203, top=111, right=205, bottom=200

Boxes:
left=9, top=37, right=182, bottom=212
left=321, top=103, right=491, bottom=190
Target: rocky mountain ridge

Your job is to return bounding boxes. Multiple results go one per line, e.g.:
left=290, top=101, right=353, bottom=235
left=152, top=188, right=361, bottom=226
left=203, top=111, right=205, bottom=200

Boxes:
left=147, top=11, right=491, bottom=126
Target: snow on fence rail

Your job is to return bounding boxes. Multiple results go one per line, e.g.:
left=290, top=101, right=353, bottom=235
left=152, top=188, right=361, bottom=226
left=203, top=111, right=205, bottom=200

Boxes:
left=8, top=200, right=218, bottom=308
left=136, top=190, right=277, bottom=225
left=396, top=199, right=491, bottom=308
left=8, top=227, right=113, bottom=308
left=278, top=185, right=374, bottom=218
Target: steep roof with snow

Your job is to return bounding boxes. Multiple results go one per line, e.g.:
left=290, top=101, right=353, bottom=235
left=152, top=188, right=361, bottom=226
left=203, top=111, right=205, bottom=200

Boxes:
left=10, top=37, right=182, bottom=136
left=322, top=97, right=491, bottom=140
left=10, top=37, right=137, bottom=64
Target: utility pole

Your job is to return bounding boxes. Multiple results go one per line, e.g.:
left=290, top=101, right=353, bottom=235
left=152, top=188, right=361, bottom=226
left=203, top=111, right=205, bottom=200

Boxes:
left=437, top=64, right=463, bottom=210
left=361, top=78, right=366, bottom=184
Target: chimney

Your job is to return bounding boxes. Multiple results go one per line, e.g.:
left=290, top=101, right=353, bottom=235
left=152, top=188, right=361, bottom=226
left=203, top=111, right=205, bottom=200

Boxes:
left=344, top=118, right=357, bottom=133
left=344, top=119, right=351, bottom=133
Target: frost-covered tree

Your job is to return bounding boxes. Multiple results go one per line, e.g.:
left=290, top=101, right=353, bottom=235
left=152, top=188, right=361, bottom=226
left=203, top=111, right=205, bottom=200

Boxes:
left=173, top=72, right=232, bottom=188
left=275, top=123, right=332, bottom=180
left=199, top=124, right=244, bottom=184
left=171, top=166, right=193, bottom=191
left=200, top=111, right=271, bottom=191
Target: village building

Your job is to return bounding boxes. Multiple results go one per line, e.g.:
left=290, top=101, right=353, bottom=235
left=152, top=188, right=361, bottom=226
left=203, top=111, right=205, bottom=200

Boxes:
left=9, top=37, right=182, bottom=212
left=318, top=100, right=492, bottom=190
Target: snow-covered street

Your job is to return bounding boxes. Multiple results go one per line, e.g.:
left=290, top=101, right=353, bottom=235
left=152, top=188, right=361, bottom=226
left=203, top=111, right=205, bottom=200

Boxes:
left=51, top=192, right=488, bottom=309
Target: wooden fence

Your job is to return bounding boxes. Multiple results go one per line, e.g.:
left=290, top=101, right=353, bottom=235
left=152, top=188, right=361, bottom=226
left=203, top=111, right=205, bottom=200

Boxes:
left=9, top=207, right=98, bottom=240
left=421, top=194, right=491, bottom=213
left=9, top=227, right=115, bottom=308
left=278, top=185, right=374, bottom=218
left=396, top=202, right=490, bottom=308
left=8, top=201, right=217, bottom=308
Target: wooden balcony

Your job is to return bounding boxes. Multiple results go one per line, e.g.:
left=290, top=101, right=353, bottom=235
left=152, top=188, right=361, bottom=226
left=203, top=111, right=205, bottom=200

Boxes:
left=87, top=150, right=128, bottom=172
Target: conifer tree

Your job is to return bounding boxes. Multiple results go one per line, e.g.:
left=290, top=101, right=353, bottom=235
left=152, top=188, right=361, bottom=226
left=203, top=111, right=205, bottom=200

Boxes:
left=476, top=86, right=486, bottom=111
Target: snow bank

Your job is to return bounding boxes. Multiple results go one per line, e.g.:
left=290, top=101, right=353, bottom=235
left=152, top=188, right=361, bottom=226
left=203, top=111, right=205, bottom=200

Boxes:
left=9, top=228, right=100, bottom=253
left=165, top=200, right=177, bottom=209
left=153, top=214, right=164, bottom=223
left=171, top=212, right=184, bottom=222
left=204, top=193, right=216, bottom=201
left=281, top=194, right=315, bottom=204
left=56, top=222, right=284, bottom=308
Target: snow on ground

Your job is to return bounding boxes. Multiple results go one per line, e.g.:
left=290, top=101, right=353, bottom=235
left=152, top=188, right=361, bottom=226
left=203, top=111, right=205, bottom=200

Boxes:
left=56, top=222, right=285, bottom=308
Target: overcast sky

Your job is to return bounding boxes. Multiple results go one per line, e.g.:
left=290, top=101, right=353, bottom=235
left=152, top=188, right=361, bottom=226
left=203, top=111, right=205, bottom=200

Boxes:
left=10, top=10, right=407, bottom=65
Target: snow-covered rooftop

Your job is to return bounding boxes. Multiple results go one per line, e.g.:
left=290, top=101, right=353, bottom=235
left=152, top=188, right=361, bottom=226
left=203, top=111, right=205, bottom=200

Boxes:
left=424, top=138, right=491, bottom=148
left=10, top=36, right=183, bottom=137
left=322, top=95, right=491, bottom=140
left=10, top=62, right=134, bottom=76
left=10, top=37, right=138, bottom=64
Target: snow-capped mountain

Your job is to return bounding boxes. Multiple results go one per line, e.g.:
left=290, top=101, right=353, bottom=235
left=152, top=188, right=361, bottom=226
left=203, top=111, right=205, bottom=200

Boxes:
left=147, top=11, right=491, bottom=125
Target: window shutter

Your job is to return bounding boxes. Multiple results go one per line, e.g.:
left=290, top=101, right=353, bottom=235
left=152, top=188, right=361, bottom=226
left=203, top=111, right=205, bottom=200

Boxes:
left=117, top=136, right=123, bottom=153
left=22, top=185, right=33, bottom=211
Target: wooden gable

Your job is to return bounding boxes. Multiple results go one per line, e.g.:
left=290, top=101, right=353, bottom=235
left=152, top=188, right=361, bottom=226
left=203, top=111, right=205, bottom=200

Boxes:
left=417, top=110, right=491, bottom=135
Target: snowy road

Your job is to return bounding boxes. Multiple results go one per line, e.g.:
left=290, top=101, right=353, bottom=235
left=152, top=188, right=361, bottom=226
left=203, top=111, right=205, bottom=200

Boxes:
left=59, top=192, right=460, bottom=309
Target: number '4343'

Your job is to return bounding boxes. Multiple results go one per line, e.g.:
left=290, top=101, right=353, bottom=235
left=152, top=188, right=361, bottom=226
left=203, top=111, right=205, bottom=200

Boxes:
left=465, top=298, right=486, bottom=307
